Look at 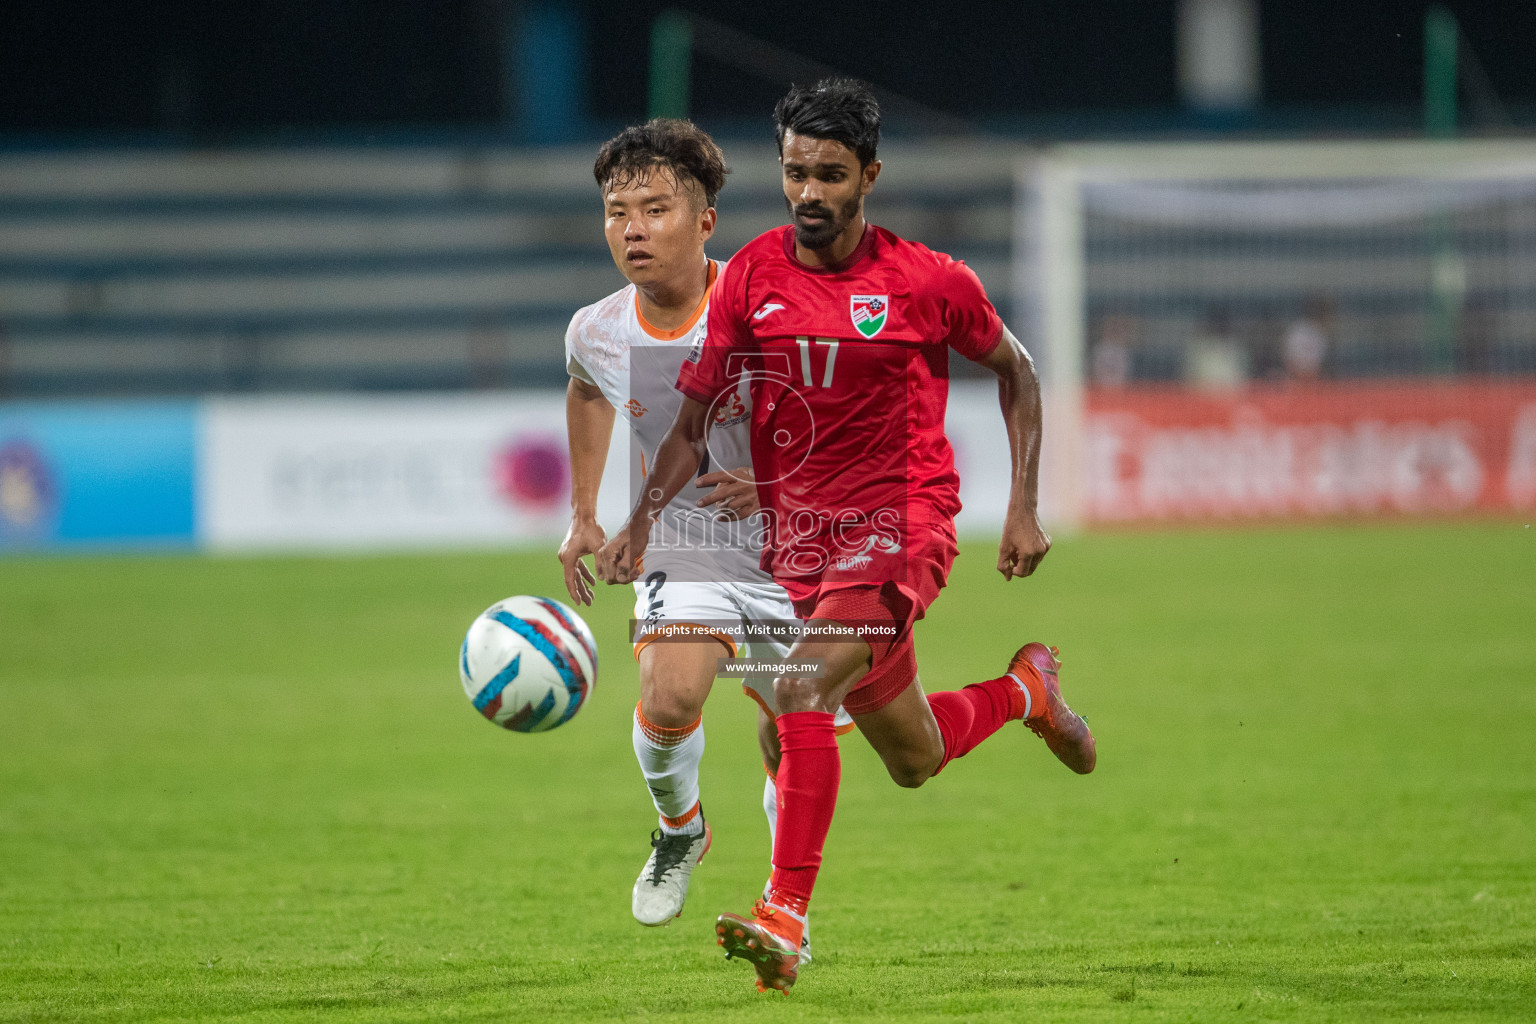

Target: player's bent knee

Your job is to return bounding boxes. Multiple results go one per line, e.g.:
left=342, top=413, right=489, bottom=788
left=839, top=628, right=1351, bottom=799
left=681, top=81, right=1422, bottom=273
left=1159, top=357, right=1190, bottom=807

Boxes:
left=875, top=725, right=943, bottom=787
left=772, top=675, right=829, bottom=714
left=885, top=751, right=940, bottom=789
left=637, top=655, right=716, bottom=727
left=638, top=690, right=707, bottom=728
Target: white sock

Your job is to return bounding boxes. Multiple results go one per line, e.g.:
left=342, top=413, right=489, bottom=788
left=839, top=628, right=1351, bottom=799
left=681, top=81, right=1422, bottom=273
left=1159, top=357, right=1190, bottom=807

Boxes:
left=763, top=773, right=779, bottom=842
left=764, top=772, right=808, bottom=946
left=632, top=704, right=705, bottom=837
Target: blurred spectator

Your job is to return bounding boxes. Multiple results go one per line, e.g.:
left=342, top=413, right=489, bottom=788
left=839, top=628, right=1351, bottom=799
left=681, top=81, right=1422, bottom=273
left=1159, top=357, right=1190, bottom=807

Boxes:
left=1090, top=313, right=1139, bottom=388
left=1183, top=308, right=1248, bottom=390
left=1281, top=298, right=1334, bottom=382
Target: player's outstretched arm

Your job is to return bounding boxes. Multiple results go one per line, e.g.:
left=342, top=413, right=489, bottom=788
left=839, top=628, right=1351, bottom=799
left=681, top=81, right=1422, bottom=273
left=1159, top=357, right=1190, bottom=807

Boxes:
left=595, top=396, right=711, bottom=585
left=976, top=326, right=1052, bottom=579
left=559, top=377, right=615, bottom=605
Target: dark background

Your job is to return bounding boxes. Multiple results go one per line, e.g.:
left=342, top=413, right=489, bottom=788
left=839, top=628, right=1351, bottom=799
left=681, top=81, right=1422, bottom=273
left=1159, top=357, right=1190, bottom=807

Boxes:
left=0, top=1, right=1533, bottom=138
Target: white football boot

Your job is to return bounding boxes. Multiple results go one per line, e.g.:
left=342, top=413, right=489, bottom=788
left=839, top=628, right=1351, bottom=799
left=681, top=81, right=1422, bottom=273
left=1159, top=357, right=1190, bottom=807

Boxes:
left=632, top=820, right=712, bottom=926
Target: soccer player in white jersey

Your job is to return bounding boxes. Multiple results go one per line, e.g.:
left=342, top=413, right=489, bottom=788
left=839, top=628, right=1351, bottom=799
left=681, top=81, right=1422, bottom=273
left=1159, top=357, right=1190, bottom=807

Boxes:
left=558, top=119, right=850, bottom=945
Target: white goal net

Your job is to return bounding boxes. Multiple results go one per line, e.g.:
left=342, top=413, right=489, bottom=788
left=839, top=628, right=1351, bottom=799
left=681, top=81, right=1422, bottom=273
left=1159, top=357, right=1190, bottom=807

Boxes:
left=1014, top=141, right=1536, bottom=528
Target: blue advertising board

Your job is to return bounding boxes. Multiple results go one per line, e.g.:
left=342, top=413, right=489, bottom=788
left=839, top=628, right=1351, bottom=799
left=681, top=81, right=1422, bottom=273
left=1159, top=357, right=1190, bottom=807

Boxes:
left=0, top=401, right=197, bottom=551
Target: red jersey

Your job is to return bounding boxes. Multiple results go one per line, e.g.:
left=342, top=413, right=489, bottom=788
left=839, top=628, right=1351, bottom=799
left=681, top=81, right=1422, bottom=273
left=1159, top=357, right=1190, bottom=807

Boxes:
left=677, top=224, right=1002, bottom=587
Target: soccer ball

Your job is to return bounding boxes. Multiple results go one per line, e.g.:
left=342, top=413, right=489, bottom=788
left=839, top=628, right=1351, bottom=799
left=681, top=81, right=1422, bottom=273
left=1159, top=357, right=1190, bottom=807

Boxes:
left=459, top=595, right=598, bottom=732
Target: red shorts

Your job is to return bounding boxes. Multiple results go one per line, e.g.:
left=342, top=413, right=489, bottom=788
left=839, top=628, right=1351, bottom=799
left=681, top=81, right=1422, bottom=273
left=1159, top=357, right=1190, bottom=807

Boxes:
left=781, top=522, right=958, bottom=715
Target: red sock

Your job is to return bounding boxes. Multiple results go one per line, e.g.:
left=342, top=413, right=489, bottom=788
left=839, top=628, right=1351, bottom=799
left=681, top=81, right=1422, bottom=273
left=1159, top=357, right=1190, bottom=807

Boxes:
left=928, top=677, right=1029, bottom=775
left=766, top=711, right=840, bottom=915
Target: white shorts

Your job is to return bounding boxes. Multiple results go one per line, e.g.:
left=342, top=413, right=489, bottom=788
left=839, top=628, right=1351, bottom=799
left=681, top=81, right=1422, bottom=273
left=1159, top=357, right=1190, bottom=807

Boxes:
left=632, top=572, right=854, bottom=730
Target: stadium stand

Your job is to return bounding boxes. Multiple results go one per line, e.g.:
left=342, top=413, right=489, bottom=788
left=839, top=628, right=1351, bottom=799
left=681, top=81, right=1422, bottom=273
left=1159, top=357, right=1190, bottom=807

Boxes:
left=0, top=142, right=1020, bottom=397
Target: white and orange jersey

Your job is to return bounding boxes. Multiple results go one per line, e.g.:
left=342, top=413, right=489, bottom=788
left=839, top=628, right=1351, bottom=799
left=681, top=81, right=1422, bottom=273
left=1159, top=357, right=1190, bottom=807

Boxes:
left=564, top=258, right=767, bottom=585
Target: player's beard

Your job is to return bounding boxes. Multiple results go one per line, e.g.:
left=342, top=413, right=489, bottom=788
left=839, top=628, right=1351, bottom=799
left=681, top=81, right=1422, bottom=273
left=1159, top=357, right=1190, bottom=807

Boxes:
left=788, top=193, right=861, bottom=251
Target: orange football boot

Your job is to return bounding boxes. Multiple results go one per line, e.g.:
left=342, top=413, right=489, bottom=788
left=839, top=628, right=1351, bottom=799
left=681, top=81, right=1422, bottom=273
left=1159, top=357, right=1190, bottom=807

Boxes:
left=715, top=900, right=802, bottom=993
left=1010, top=642, right=1096, bottom=774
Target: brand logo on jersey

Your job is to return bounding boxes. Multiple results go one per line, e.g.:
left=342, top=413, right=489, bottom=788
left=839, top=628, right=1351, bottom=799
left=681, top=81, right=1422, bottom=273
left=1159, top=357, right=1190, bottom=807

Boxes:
left=624, top=398, right=647, bottom=418
left=753, top=302, right=786, bottom=321
left=850, top=295, right=888, bottom=338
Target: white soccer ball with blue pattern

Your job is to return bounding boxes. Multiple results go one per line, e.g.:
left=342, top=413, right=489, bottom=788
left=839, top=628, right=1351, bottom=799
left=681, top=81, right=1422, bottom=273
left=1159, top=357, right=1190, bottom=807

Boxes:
left=459, top=595, right=598, bottom=732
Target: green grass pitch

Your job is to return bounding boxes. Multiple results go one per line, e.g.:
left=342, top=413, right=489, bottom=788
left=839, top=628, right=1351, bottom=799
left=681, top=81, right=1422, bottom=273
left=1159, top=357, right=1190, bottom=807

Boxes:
left=2, top=522, right=1533, bottom=1022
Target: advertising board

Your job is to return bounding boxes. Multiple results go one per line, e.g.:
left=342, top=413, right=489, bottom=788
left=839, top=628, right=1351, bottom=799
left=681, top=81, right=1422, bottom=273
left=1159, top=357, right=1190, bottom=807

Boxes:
left=0, top=401, right=196, bottom=550
left=1082, top=382, right=1536, bottom=523
left=199, top=393, right=629, bottom=550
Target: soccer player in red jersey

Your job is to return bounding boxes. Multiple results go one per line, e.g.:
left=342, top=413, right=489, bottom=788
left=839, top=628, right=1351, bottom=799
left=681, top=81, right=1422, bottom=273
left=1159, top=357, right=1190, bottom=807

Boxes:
left=596, top=79, right=1096, bottom=993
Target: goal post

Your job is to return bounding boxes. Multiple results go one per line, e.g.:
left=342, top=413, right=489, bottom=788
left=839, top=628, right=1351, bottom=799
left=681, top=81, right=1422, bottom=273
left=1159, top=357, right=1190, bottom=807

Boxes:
left=1015, top=140, right=1536, bottom=529
left=1015, top=151, right=1086, bottom=534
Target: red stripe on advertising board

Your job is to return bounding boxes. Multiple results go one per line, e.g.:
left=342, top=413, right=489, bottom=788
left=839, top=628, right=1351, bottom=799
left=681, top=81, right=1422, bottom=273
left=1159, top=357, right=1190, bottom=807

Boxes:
left=1084, top=381, right=1536, bottom=522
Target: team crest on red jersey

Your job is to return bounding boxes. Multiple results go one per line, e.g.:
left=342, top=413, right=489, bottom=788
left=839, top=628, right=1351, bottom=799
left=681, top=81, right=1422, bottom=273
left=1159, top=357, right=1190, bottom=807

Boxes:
left=850, top=295, right=889, bottom=338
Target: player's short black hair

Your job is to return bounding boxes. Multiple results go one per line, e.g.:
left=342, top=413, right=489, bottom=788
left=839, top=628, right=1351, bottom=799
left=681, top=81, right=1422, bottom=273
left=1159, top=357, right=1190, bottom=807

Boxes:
left=773, top=77, right=881, bottom=168
left=592, top=118, right=728, bottom=210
